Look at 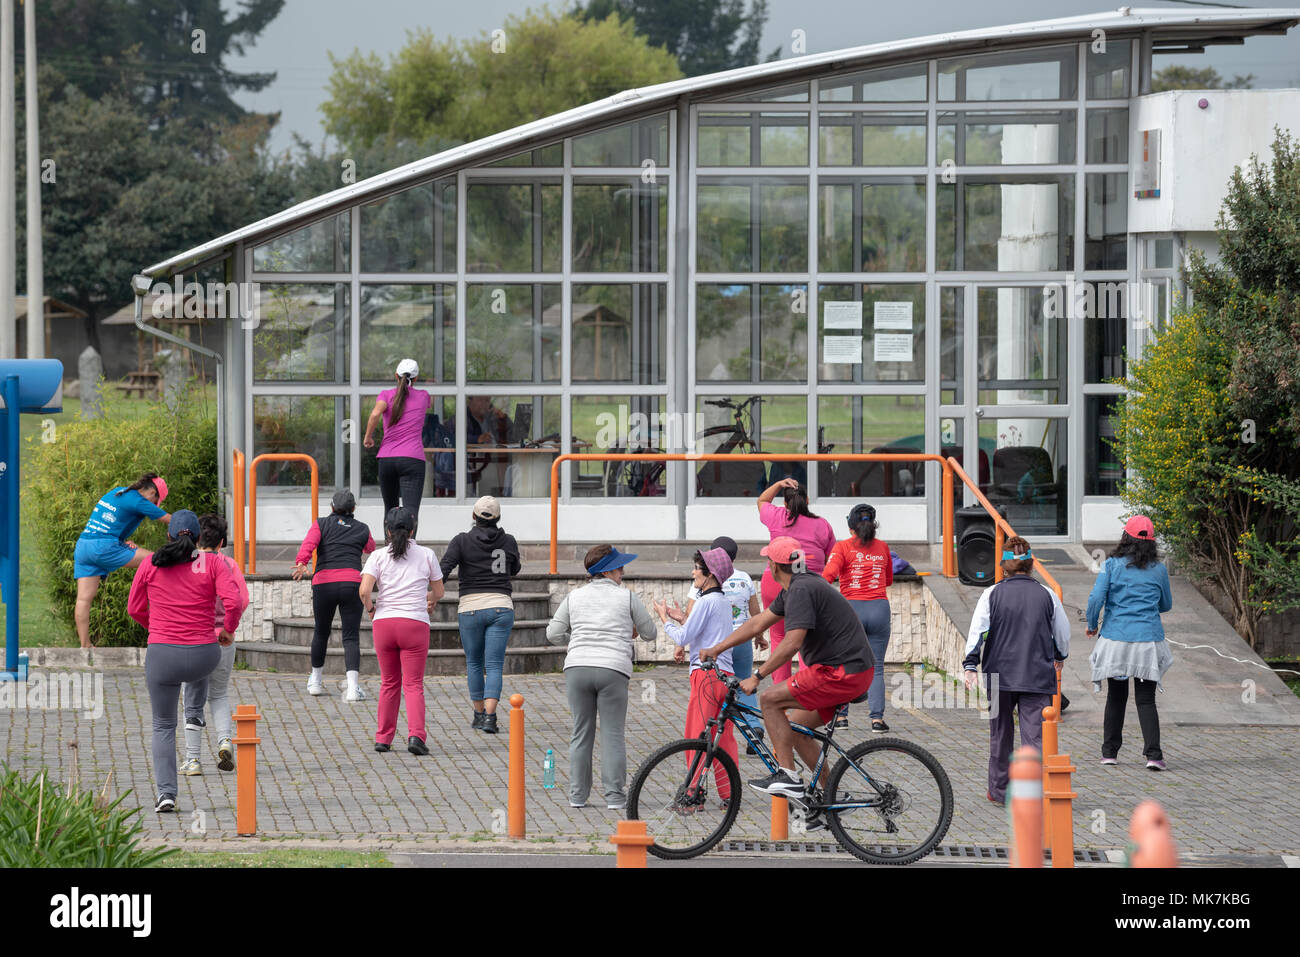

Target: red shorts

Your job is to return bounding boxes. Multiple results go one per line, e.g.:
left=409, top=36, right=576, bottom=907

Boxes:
left=787, top=663, right=873, bottom=727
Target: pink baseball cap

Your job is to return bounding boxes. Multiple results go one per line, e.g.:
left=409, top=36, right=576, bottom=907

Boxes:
left=152, top=476, right=169, bottom=503
left=1124, top=515, right=1154, bottom=540
left=698, top=546, right=734, bottom=585
left=760, top=536, right=803, bottom=564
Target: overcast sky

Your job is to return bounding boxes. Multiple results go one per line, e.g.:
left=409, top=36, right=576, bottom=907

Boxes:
left=222, top=1, right=1300, bottom=154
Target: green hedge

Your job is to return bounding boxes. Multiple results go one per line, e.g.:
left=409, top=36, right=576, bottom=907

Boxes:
left=23, top=392, right=218, bottom=647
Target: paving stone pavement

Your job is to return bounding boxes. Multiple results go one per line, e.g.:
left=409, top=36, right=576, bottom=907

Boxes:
left=2, top=664, right=1298, bottom=859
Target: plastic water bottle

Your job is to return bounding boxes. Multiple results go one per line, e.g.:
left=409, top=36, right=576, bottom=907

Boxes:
left=543, top=749, right=556, bottom=789
left=17, top=653, right=28, bottom=681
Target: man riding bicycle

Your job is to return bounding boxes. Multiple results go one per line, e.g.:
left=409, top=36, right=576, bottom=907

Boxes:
left=702, top=536, right=875, bottom=807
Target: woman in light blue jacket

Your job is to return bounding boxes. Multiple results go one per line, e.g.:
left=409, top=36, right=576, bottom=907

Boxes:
left=1085, top=516, right=1174, bottom=771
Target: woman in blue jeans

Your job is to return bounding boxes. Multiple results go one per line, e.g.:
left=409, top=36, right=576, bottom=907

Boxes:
left=439, top=496, right=521, bottom=733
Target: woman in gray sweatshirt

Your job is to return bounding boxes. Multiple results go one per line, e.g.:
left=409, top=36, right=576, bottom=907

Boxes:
left=546, top=544, right=657, bottom=809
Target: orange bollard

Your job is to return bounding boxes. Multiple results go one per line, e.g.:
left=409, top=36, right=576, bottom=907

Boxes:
left=1129, top=801, right=1179, bottom=868
left=1040, top=704, right=1077, bottom=869
left=609, top=819, right=656, bottom=868
left=770, top=795, right=789, bottom=840
left=1008, top=746, right=1043, bottom=867
left=508, top=693, right=525, bottom=838
left=233, top=704, right=262, bottom=837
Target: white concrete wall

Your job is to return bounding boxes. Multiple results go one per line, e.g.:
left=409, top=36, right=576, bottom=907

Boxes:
left=1129, top=90, right=1300, bottom=235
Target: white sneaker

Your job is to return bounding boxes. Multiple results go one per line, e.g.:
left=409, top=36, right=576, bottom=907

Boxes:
left=343, top=685, right=366, bottom=702
left=307, top=675, right=324, bottom=696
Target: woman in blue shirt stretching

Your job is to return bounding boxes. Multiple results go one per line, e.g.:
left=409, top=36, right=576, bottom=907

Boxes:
left=73, top=472, right=172, bottom=648
left=1086, top=515, right=1174, bottom=770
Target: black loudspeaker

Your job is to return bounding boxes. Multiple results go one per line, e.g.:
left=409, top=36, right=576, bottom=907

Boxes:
left=955, top=504, right=1006, bottom=587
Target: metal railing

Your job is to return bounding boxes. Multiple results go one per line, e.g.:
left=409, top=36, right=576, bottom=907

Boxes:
left=943, top=455, right=1063, bottom=601
left=232, top=448, right=246, bottom=570
left=548, top=452, right=955, bottom=575
left=237, top=451, right=319, bottom=574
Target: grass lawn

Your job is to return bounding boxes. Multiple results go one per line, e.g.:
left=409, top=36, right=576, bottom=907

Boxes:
left=162, top=849, right=393, bottom=868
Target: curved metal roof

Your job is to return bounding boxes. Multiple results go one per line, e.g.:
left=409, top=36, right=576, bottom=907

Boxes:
left=141, top=6, right=1300, bottom=278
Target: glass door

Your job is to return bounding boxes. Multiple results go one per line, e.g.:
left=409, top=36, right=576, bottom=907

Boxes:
left=939, top=283, right=1070, bottom=537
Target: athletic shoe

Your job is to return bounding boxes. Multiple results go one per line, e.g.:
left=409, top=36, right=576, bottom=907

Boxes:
left=569, top=801, right=587, bottom=809
left=307, top=675, right=324, bottom=696
left=408, top=736, right=429, bottom=756
left=1100, top=757, right=1118, bottom=766
left=606, top=803, right=626, bottom=811
left=1059, top=693, right=1071, bottom=714
left=801, top=810, right=827, bottom=833
left=987, top=791, right=1003, bottom=804
left=343, top=685, right=366, bottom=702
left=1146, top=759, right=1167, bottom=771
left=833, top=713, right=849, bottom=729
left=871, top=719, right=890, bottom=733
left=374, top=742, right=391, bottom=753
left=180, top=758, right=202, bottom=776
left=482, top=713, right=499, bottom=734
left=184, top=716, right=206, bottom=732
left=471, top=711, right=486, bottom=730
left=747, top=768, right=805, bottom=801
left=217, top=739, right=234, bottom=772
left=155, top=795, right=175, bottom=813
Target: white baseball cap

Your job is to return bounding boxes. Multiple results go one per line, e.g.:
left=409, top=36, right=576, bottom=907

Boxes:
left=396, top=358, right=419, bottom=378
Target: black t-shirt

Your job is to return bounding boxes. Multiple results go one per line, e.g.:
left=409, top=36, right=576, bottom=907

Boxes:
left=768, top=573, right=874, bottom=673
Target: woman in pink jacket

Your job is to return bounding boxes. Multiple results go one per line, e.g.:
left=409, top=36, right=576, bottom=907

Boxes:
left=755, top=478, right=836, bottom=684
left=128, top=510, right=245, bottom=813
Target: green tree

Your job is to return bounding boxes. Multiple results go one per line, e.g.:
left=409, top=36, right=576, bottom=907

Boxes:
left=26, top=0, right=284, bottom=127
left=321, top=6, right=682, bottom=150
left=1151, top=65, right=1254, bottom=92
left=572, top=0, right=779, bottom=76
left=1113, top=129, right=1300, bottom=645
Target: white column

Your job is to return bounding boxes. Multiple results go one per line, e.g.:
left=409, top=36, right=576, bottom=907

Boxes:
left=1, top=0, right=16, bottom=359
left=24, top=0, right=41, bottom=359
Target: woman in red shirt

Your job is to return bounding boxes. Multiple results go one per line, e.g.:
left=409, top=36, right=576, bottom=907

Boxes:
left=822, top=503, right=893, bottom=732
left=128, top=510, right=245, bottom=813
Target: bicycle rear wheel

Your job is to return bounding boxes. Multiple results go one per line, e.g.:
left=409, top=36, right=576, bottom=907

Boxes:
left=627, top=738, right=741, bottom=860
left=824, top=736, right=953, bottom=865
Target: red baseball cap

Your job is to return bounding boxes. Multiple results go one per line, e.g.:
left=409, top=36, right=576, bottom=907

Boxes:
left=1124, top=515, right=1154, bottom=539
left=152, top=476, right=169, bottom=503
left=760, top=536, right=803, bottom=564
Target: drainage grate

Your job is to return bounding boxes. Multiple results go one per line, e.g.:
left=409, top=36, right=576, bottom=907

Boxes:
left=719, top=841, right=1109, bottom=864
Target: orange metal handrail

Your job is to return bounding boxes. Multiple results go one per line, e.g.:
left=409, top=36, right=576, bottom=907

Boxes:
left=247, top=453, right=319, bottom=574
left=942, top=455, right=1063, bottom=601
left=548, top=453, right=954, bottom=576
left=232, top=449, right=246, bottom=571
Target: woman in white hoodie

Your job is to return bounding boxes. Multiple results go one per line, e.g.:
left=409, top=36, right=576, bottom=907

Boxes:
left=546, top=545, right=657, bottom=810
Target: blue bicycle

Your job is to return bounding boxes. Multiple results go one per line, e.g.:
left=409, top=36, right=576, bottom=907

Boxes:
left=627, top=661, right=954, bottom=864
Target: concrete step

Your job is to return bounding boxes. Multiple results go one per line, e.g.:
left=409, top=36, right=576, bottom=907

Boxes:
left=270, top=617, right=553, bottom=651
left=235, top=641, right=567, bottom=676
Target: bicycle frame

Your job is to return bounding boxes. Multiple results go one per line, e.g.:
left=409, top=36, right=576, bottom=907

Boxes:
left=694, top=669, right=890, bottom=813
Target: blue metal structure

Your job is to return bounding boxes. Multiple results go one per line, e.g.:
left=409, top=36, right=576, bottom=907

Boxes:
left=0, top=359, right=63, bottom=680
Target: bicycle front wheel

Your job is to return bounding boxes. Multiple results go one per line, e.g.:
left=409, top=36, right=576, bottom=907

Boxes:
left=824, top=737, right=953, bottom=865
left=627, top=738, right=741, bottom=860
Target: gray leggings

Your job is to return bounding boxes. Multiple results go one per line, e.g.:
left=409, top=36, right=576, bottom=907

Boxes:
left=146, top=642, right=221, bottom=799
left=565, top=666, right=630, bottom=806
left=184, top=643, right=236, bottom=760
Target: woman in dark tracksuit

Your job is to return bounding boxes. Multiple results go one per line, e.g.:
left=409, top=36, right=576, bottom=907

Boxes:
left=293, top=489, right=375, bottom=702
left=440, top=496, right=521, bottom=734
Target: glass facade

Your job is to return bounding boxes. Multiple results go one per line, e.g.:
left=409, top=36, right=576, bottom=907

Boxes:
left=233, top=34, right=1151, bottom=539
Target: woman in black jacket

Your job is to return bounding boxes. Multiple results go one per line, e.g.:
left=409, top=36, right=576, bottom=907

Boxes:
left=439, top=496, right=522, bottom=733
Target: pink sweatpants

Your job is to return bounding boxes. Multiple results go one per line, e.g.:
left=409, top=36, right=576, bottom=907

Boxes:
left=373, top=617, right=430, bottom=744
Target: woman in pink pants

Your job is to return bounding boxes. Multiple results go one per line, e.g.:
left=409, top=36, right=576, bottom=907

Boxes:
left=756, top=478, right=836, bottom=683
left=359, top=506, right=445, bottom=755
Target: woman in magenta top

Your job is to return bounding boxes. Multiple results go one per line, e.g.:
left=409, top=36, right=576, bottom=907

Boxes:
left=755, top=478, right=837, bottom=684
left=363, top=358, right=432, bottom=519
left=823, top=503, right=894, bottom=731
left=127, top=510, right=245, bottom=813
